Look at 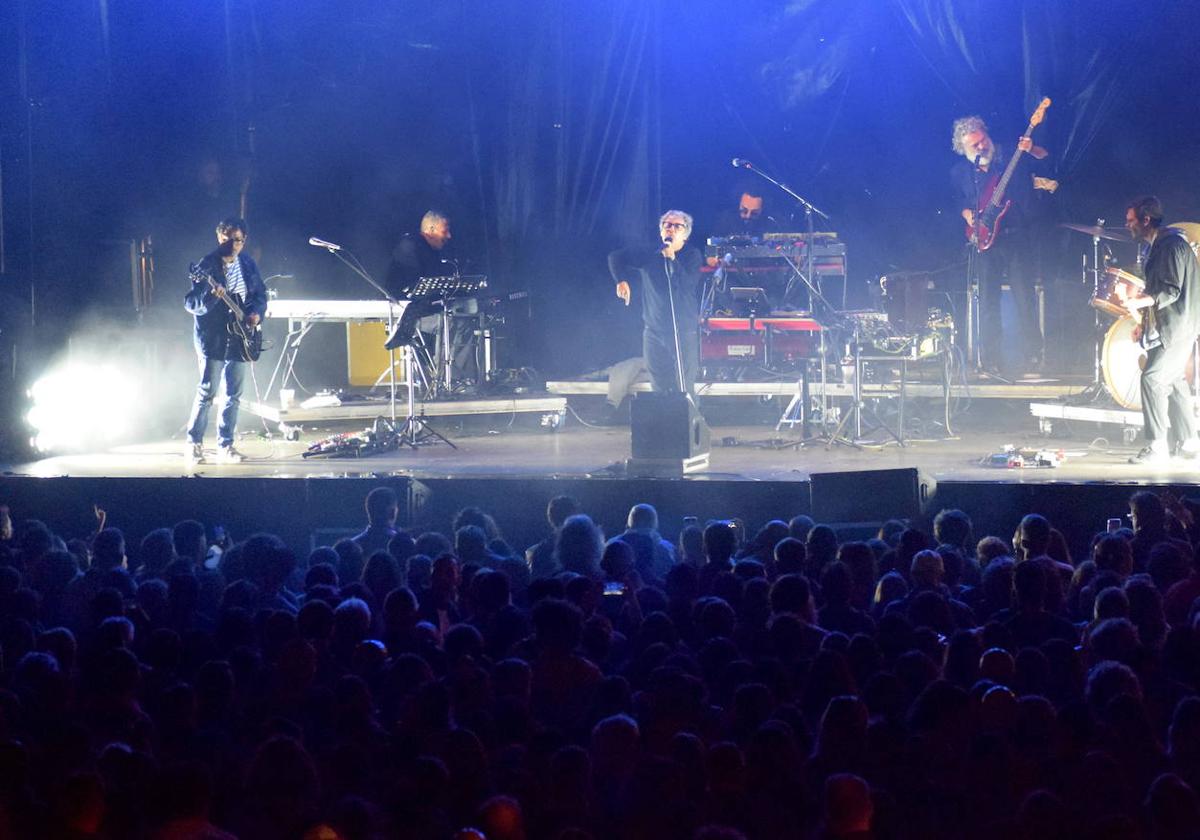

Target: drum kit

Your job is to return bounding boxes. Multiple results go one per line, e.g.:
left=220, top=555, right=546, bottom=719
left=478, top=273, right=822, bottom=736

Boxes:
left=1064, top=221, right=1200, bottom=411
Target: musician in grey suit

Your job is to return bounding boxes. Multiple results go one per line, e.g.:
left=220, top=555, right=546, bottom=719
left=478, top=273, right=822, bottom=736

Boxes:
left=1121, top=196, right=1200, bottom=464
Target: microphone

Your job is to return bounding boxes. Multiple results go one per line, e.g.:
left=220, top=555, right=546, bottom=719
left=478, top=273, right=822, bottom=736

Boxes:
left=308, top=237, right=342, bottom=251
left=731, top=158, right=752, bottom=169
left=973, top=154, right=982, bottom=167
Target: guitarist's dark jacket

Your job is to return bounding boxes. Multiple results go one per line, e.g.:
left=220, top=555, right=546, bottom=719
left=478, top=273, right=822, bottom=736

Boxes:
left=184, top=250, right=268, bottom=360
left=1143, top=229, right=1200, bottom=350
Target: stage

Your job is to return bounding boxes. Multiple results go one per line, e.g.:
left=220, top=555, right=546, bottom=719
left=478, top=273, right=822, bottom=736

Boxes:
left=4, top=387, right=1199, bottom=565
left=0, top=417, right=1171, bottom=484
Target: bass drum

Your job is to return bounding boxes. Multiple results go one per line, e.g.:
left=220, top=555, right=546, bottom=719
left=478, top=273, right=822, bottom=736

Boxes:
left=1102, top=316, right=1147, bottom=410
left=1102, top=315, right=1198, bottom=411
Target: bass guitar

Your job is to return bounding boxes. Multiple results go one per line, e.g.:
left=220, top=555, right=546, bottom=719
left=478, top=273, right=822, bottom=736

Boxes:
left=966, top=97, right=1051, bottom=252
left=188, top=261, right=263, bottom=362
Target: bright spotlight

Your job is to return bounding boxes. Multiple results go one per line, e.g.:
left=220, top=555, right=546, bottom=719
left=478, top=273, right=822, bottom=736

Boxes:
left=25, top=362, right=139, bottom=453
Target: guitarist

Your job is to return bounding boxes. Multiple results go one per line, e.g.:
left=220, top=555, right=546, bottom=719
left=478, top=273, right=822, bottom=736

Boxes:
left=1121, top=197, right=1200, bottom=465
left=183, top=217, right=267, bottom=465
left=951, top=114, right=1050, bottom=376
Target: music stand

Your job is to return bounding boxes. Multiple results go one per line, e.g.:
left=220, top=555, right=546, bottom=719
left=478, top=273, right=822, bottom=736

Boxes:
left=405, top=274, right=488, bottom=396
left=396, top=343, right=457, bottom=449
left=383, top=304, right=455, bottom=449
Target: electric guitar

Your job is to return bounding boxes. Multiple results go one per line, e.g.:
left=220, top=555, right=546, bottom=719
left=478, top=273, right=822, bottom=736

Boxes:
left=966, top=97, right=1051, bottom=252
left=188, top=261, right=263, bottom=362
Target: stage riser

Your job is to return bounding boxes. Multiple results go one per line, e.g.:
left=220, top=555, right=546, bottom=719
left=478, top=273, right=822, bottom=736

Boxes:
left=0, top=476, right=1186, bottom=566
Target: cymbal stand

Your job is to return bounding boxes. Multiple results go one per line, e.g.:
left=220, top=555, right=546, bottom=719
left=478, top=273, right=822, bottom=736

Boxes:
left=1077, top=219, right=1110, bottom=402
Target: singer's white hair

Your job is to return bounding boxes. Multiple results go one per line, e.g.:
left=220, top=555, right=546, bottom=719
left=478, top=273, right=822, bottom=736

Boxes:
left=659, top=209, right=693, bottom=236
left=951, top=116, right=988, bottom=156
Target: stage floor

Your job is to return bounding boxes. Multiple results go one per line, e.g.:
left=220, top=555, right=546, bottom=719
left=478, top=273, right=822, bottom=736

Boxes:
left=2, top=417, right=1189, bottom=486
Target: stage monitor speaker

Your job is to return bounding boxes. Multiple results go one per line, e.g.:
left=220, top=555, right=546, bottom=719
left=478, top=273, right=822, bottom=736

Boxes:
left=809, top=467, right=936, bottom=524
left=628, top=392, right=710, bottom=474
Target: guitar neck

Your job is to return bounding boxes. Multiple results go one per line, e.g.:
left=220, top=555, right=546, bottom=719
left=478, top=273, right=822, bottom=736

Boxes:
left=989, top=139, right=1029, bottom=208
left=206, top=275, right=245, bottom=321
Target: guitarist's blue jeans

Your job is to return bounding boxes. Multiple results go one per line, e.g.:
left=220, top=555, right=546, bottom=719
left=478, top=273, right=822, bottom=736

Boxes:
left=1140, top=338, right=1197, bottom=450
left=187, top=356, right=246, bottom=448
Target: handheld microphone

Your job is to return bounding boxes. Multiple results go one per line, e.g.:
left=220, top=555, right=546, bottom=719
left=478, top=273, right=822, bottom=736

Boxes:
left=731, top=158, right=751, bottom=168
left=973, top=154, right=982, bottom=167
left=308, top=237, right=342, bottom=251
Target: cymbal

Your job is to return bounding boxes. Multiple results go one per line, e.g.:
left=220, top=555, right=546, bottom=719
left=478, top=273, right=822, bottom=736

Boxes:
left=1059, top=222, right=1130, bottom=242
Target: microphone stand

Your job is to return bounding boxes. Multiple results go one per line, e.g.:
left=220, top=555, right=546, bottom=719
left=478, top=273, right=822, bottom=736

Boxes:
left=736, top=161, right=831, bottom=312
left=313, top=244, right=405, bottom=446
left=736, top=161, right=836, bottom=439
left=965, top=154, right=1006, bottom=380
left=662, top=247, right=689, bottom=396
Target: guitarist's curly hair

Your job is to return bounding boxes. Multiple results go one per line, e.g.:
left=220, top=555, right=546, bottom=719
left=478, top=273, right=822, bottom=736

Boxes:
left=951, top=115, right=987, bottom=156
left=216, top=217, right=248, bottom=238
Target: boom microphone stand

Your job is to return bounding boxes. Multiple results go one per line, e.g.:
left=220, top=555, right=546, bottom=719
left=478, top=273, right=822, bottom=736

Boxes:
left=732, top=158, right=832, bottom=311
left=733, top=159, right=842, bottom=439
left=304, top=236, right=408, bottom=446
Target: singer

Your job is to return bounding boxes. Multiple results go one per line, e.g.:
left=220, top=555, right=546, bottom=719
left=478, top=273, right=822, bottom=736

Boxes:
left=608, top=210, right=703, bottom=394
left=951, top=114, right=1051, bottom=377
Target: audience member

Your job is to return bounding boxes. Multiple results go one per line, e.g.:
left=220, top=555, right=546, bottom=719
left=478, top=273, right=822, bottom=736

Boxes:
left=3, top=489, right=1199, bottom=838
left=352, top=486, right=404, bottom=557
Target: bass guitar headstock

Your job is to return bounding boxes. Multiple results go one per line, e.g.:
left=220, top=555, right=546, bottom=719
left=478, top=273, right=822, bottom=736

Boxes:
left=1028, top=97, right=1051, bottom=131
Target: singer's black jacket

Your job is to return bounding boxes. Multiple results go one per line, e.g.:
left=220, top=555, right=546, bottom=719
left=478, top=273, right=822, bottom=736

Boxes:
left=607, top=244, right=703, bottom=338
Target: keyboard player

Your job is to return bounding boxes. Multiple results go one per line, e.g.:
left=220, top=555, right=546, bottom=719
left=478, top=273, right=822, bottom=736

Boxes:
left=385, top=210, right=479, bottom=391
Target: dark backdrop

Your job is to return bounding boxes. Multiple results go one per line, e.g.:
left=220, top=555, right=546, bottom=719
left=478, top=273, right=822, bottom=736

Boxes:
left=1, top=0, right=1197, bottom=414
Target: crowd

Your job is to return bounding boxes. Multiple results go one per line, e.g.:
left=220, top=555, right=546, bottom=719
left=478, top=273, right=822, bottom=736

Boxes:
left=2, top=486, right=1200, bottom=839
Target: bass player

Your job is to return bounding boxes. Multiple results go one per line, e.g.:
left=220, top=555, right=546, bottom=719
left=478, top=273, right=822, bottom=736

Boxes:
left=951, top=113, right=1051, bottom=376
left=184, top=217, right=267, bottom=466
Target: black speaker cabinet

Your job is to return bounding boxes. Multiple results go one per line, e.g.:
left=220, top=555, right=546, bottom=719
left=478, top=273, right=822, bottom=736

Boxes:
left=628, top=392, right=711, bottom=475
left=809, top=467, right=936, bottom=524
